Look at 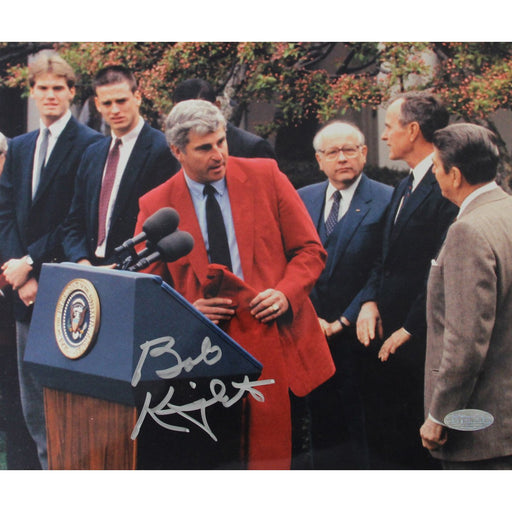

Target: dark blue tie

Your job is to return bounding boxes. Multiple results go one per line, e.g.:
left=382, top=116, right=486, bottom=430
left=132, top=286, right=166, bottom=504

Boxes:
left=204, top=183, right=232, bottom=270
left=395, top=172, right=414, bottom=222
left=325, top=190, right=341, bottom=236
left=402, top=172, right=414, bottom=206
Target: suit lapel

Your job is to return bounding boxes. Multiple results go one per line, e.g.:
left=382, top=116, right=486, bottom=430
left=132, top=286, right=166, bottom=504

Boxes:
left=89, top=138, right=111, bottom=240
left=226, top=160, right=254, bottom=283
left=109, top=123, right=151, bottom=230
left=390, top=167, right=436, bottom=245
left=306, top=182, right=328, bottom=233
left=325, top=176, right=371, bottom=278
left=18, top=132, right=38, bottom=232
left=170, top=171, right=210, bottom=282
left=32, top=117, right=77, bottom=206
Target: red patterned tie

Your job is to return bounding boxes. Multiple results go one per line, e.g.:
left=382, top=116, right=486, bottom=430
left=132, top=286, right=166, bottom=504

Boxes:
left=97, top=138, right=122, bottom=246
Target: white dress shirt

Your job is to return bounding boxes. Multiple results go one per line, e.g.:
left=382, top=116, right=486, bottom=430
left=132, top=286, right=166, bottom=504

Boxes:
left=184, top=173, right=244, bottom=280
left=323, top=174, right=362, bottom=223
left=95, top=116, right=144, bottom=258
left=32, top=110, right=72, bottom=198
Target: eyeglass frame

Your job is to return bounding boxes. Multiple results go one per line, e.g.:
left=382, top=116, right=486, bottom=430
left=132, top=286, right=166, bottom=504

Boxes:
left=317, top=144, right=363, bottom=161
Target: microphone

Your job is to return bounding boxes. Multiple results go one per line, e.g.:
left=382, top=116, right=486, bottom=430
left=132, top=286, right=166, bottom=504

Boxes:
left=128, top=230, right=194, bottom=272
left=114, top=207, right=180, bottom=254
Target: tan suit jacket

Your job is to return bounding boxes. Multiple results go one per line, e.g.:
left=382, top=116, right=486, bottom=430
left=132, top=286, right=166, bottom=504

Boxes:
left=425, top=186, right=512, bottom=461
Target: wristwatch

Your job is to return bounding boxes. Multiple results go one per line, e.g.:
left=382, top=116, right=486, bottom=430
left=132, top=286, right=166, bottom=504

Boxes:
left=25, top=255, right=34, bottom=267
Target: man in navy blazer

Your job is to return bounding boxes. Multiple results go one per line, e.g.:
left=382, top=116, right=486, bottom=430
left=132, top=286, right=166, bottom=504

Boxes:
left=63, top=65, right=178, bottom=266
left=0, top=52, right=102, bottom=469
left=356, top=92, right=458, bottom=469
left=298, top=121, right=392, bottom=469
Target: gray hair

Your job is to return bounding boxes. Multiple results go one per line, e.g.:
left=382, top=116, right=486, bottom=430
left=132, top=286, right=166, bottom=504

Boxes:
left=165, top=99, right=227, bottom=151
left=0, top=132, right=7, bottom=155
left=432, top=123, right=499, bottom=185
left=393, top=91, right=449, bottom=143
left=313, top=121, right=365, bottom=151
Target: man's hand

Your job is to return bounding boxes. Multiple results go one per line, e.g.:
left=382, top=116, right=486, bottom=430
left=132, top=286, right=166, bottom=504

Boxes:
left=1, top=257, right=32, bottom=290
left=378, top=327, right=411, bottom=361
left=319, top=317, right=349, bottom=339
left=356, top=301, right=383, bottom=346
left=420, top=417, right=447, bottom=451
left=18, top=277, right=38, bottom=307
left=250, top=288, right=289, bottom=324
left=192, top=297, right=235, bottom=324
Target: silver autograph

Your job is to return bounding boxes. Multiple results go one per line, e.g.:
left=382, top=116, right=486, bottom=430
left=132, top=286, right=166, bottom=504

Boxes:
left=130, top=335, right=273, bottom=440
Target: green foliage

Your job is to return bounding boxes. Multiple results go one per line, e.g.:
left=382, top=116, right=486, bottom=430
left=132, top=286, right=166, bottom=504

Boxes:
left=3, top=42, right=512, bottom=136
left=3, top=42, right=512, bottom=188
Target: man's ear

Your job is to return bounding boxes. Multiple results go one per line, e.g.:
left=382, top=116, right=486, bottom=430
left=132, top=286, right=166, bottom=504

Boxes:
left=170, top=144, right=182, bottom=162
left=451, top=166, right=463, bottom=188
left=408, top=121, right=421, bottom=142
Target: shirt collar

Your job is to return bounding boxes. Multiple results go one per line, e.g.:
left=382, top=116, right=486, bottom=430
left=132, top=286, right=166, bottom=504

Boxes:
left=325, top=173, right=362, bottom=202
left=40, top=110, right=71, bottom=138
left=410, top=153, right=433, bottom=190
left=112, top=116, right=144, bottom=146
left=458, top=181, right=498, bottom=218
left=184, top=172, right=227, bottom=199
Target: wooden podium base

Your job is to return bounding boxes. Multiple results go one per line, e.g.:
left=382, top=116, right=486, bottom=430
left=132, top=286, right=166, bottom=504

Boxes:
left=44, top=388, right=137, bottom=470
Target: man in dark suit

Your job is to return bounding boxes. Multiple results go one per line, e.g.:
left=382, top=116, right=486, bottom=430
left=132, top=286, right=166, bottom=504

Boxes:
left=0, top=52, right=102, bottom=469
left=172, top=78, right=277, bottom=159
left=63, top=65, right=178, bottom=266
left=298, top=121, right=392, bottom=469
left=356, top=91, right=458, bottom=469
left=421, top=123, right=512, bottom=469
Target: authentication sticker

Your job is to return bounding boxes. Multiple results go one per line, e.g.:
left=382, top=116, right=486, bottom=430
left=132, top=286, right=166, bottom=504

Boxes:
left=444, top=409, right=494, bottom=431
left=54, top=278, right=101, bottom=360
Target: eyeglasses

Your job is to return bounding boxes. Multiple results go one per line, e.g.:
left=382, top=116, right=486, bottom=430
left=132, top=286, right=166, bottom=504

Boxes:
left=318, top=145, right=362, bottom=161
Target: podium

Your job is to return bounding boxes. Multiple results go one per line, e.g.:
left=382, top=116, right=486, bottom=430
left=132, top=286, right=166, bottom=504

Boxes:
left=24, top=263, right=262, bottom=469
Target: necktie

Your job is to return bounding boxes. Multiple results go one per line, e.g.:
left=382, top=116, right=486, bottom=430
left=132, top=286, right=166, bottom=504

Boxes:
left=402, top=172, right=414, bottom=206
left=203, top=183, right=232, bottom=270
left=325, top=190, right=341, bottom=236
left=395, top=172, right=414, bottom=222
left=97, top=138, right=122, bottom=246
left=32, top=127, right=50, bottom=199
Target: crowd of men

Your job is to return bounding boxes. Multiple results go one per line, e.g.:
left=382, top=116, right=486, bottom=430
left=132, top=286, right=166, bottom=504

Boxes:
left=0, top=50, right=511, bottom=470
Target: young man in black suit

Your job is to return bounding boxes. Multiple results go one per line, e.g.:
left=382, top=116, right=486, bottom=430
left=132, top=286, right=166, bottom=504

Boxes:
left=0, top=51, right=103, bottom=469
left=62, top=65, right=178, bottom=266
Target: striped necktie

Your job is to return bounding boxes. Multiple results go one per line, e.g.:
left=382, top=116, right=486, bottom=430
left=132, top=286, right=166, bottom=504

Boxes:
left=325, top=190, right=341, bottom=236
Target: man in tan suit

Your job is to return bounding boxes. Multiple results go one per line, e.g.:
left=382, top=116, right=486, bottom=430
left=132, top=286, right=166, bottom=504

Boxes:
left=421, top=123, right=512, bottom=469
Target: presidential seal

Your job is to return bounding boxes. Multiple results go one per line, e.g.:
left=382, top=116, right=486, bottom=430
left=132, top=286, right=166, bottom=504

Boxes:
left=54, top=278, right=101, bottom=359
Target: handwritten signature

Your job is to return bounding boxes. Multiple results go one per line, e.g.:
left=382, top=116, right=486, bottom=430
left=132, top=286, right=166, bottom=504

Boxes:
left=130, top=336, right=273, bottom=441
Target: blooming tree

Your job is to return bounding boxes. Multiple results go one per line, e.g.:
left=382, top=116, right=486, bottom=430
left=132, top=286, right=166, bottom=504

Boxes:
left=2, top=41, right=512, bottom=188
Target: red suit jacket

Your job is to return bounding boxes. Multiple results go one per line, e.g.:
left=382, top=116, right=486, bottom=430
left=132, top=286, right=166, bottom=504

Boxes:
left=135, top=156, right=335, bottom=467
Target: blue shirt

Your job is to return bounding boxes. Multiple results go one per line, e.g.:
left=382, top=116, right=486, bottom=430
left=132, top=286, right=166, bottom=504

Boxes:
left=183, top=173, right=244, bottom=279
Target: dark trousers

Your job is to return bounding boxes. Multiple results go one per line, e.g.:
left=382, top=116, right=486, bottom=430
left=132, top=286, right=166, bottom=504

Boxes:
left=0, top=296, right=40, bottom=470
left=306, top=330, right=370, bottom=470
left=360, top=345, right=440, bottom=470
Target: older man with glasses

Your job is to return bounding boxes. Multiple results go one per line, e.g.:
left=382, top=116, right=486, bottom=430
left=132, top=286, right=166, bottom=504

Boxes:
left=297, top=121, right=393, bottom=469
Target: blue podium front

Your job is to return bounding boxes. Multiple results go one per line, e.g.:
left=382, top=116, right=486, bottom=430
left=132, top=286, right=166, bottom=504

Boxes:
left=25, top=262, right=262, bottom=407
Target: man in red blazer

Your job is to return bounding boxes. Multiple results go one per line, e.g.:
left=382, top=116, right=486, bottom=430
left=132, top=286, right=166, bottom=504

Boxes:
left=134, top=99, right=334, bottom=469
